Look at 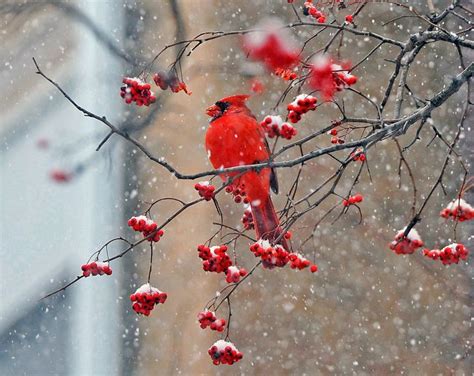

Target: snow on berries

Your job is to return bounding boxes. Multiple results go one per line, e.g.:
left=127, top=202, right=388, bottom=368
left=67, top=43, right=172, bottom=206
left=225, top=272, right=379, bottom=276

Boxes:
left=153, top=70, right=191, bottom=95
left=120, top=77, right=156, bottom=106
left=197, top=245, right=246, bottom=284
left=389, top=227, right=424, bottom=255
left=440, top=198, right=474, bottom=222
left=194, top=181, right=216, bottom=201
left=287, top=94, right=317, bottom=124
left=288, top=253, right=312, bottom=270
left=308, top=55, right=357, bottom=100
left=260, top=115, right=297, bottom=140
left=225, top=265, right=248, bottom=283
left=249, top=239, right=317, bottom=271
left=250, top=239, right=290, bottom=269
left=130, top=283, right=167, bottom=316
left=242, top=18, right=300, bottom=72
left=241, top=208, right=254, bottom=230
left=81, top=261, right=112, bottom=277
left=350, top=147, right=366, bottom=162
left=303, top=1, right=327, bottom=23
left=423, top=243, right=469, bottom=265
left=197, top=244, right=233, bottom=273
left=343, top=193, right=363, bottom=207
left=128, top=215, right=164, bottom=242
left=208, top=340, right=243, bottom=366
left=197, top=310, right=226, bottom=332
left=210, top=319, right=226, bottom=332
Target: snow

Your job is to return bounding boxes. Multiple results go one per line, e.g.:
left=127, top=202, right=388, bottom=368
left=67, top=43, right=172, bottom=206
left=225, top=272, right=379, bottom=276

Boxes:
left=396, top=227, right=422, bottom=242
left=135, top=283, right=162, bottom=295
left=213, top=339, right=237, bottom=352
left=440, top=243, right=465, bottom=255
left=257, top=239, right=272, bottom=249
left=227, top=265, right=239, bottom=274
left=251, top=199, right=261, bottom=207
left=209, top=246, right=220, bottom=257
left=446, top=198, right=473, bottom=212
left=289, top=94, right=317, bottom=107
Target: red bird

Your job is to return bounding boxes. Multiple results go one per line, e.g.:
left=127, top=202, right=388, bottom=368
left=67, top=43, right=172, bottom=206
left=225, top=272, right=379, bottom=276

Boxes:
left=205, top=94, right=289, bottom=250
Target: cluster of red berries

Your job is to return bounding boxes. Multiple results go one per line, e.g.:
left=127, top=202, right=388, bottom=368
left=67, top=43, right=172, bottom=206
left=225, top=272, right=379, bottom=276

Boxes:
left=208, top=340, right=243, bottom=366
left=287, top=94, right=317, bottom=123
left=333, top=64, right=357, bottom=84
left=289, top=253, right=317, bottom=272
left=328, top=120, right=345, bottom=144
left=440, top=198, right=474, bottom=222
left=350, top=148, right=366, bottom=162
left=249, top=239, right=317, bottom=272
left=241, top=208, right=254, bottom=230
left=128, top=215, right=164, bottom=242
left=250, top=240, right=290, bottom=269
left=260, top=115, right=297, bottom=140
left=309, top=55, right=357, bottom=100
left=274, top=67, right=298, bottom=81
left=153, top=70, right=191, bottom=95
left=225, top=265, right=248, bottom=283
left=342, top=193, right=363, bottom=207
left=389, top=228, right=424, bottom=255
left=423, top=243, right=469, bottom=265
left=130, top=283, right=167, bottom=316
left=197, top=310, right=226, bottom=332
left=328, top=127, right=345, bottom=144
left=194, top=181, right=216, bottom=201
left=197, top=244, right=233, bottom=273
left=120, top=77, right=156, bottom=106
left=50, top=169, right=72, bottom=183
left=81, top=261, right=112, bottom=277
left=303, top=1, right=327, bottom=23
left=242, top=18, right=300, bottom=72
left=225, top=183, right=249, bottom=204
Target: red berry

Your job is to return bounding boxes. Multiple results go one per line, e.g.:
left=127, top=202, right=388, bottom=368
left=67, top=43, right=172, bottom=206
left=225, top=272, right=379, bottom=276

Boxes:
left=353, top=194, right=363, bottom=203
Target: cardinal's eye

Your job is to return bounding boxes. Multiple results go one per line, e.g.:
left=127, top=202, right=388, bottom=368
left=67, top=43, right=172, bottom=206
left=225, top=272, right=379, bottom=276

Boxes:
left=215, top=101, right=229, bottom=112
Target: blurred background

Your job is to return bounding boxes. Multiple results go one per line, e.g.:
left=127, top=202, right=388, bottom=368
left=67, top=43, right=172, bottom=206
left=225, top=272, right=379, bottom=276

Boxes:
left=0, top=0, right=472, bottom=375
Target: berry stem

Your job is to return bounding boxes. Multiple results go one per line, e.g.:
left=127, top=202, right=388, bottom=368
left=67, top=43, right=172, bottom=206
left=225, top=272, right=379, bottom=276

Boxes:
left=148, top=242, right=154, bottom=283
left=225, top=297, right=232, bottom=341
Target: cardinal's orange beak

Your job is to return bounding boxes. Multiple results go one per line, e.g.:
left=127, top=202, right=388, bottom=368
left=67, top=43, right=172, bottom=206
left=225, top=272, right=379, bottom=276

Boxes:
left=206, top=104, right=221, bottom=118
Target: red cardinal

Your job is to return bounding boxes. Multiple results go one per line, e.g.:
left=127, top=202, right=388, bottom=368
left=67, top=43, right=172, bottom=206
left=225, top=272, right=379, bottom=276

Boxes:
left=205, top=94, right=289, bottom=250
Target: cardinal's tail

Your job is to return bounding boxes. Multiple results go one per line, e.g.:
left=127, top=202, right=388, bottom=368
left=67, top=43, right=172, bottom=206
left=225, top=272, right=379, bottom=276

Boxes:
left=251, top=196, right=289, bottom=250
